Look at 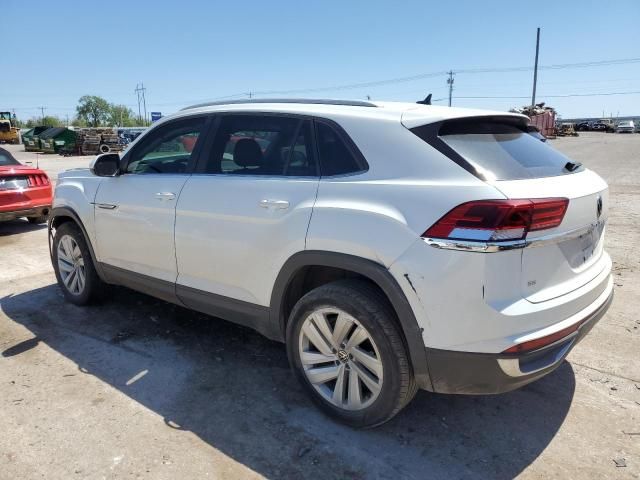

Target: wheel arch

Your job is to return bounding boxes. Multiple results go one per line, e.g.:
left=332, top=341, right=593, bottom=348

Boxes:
left=48, top=206, right=107, bottom=282
left=270, top=250, right=433, bottom=390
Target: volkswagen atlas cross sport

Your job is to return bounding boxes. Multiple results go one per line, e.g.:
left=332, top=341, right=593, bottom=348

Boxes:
left=48, top=99, right=613, bottom=427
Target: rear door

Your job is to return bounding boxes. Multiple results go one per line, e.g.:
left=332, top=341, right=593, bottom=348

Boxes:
left=174, top=114, right=319, bottom=309
left=433, top=119, right=609, bottom=302
left=94, top=116, right=208, bottom=285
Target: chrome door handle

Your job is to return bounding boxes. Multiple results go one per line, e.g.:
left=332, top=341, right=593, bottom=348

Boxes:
left=259, top=199, right=289, bottom=210
left=155, top=192, right=176, bottom=201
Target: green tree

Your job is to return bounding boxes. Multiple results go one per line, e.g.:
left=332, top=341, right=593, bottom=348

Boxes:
left=71, top=116, right=88, bottom=127
left=76, top=95, right=111, bottom=127
left=41, top=115, right=64, bottom=127
left=108, top=104, right=137, bottom=127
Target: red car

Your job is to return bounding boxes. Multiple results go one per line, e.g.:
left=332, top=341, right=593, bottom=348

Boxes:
left=0, top=147, right=52, bottom=224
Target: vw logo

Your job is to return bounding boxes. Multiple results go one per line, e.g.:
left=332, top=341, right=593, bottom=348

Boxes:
left=337, top=350, right=349, bottom=363
left=596, top=195, right=603, bottom=219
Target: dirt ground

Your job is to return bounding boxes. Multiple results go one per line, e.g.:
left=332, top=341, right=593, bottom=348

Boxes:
left=0, top=133, right=638, bottom=480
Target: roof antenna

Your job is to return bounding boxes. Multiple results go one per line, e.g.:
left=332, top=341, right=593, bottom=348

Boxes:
left=417, top=94, right=432, bottom=105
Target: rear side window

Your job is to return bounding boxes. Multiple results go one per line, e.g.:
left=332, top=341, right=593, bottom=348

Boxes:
left=412, top=120, right=583, bottom=181
left=316, top=122, right=364, bottom=176
left=203, top=115, right=317, bottom=176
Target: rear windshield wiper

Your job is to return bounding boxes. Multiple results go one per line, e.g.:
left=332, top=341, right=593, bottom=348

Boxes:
left=564, top=161, right=582, bottom=172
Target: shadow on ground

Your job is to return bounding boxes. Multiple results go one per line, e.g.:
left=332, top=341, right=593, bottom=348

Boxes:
left=1, top=284, right=576, bottom=479
left=0, top=219, right=47, bottom=237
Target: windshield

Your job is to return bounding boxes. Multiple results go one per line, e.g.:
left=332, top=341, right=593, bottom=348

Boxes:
left=421, top=121, right=583, bottom=181
left=0, top=147, right=20, bottom=166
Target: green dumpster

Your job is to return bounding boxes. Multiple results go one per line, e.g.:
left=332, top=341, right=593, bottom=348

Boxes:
left=39, top=127, right=77, bottom=154
left=22, top=126, right=49, bottom=152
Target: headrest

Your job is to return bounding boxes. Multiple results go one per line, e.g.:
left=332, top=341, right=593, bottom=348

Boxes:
left=234, top=138, right=263, bottom=167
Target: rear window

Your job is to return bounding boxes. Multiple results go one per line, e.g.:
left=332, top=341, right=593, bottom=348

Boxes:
left=412, top=120, right=583, bottom=181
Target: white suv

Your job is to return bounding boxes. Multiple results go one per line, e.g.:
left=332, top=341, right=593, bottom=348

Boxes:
left=49, top=99, right=613, bottom=427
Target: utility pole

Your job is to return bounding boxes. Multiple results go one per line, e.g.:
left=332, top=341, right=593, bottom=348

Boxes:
left=531, top=27, right=541, bottom=108
left=141, top=83, right=148, bottom=126
left=135, top=84, right=142, bottom=125
left=135, top=83, right=148, bottom=125
left=447, top=71, right=454, bottom=107
left=40, top=107, right=47, bottom=124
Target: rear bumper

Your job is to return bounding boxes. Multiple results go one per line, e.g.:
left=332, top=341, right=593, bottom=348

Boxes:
left=0, top=205, right=51, bottom=221
left=425, top=287, right=613, bottom=394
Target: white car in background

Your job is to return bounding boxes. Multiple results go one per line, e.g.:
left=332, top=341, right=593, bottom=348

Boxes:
left=616, top=120, right=635, bottom=133
left=48, top=99, right=613, bottom=427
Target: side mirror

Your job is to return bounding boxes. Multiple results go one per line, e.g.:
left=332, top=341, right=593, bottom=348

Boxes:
left=91, top=153, right=121, bottom=177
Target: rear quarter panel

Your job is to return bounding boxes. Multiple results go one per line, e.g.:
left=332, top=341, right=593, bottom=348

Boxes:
left=306, top=116, right=504, bottom=267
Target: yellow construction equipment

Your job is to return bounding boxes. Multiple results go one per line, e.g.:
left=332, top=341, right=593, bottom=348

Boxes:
left=0, top=111, right=20, bottom=144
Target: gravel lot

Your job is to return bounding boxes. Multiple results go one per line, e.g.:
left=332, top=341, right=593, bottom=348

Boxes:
left=0, top=133, right=638, bottom=479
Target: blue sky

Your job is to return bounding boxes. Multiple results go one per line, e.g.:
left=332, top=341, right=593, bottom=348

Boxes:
left=4, top=0, right=640, bottom=121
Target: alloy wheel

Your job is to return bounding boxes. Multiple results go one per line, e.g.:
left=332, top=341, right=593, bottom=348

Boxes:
left=57, top=235, right=86, bottom=295
left=298, top=307, right=383, bottom=410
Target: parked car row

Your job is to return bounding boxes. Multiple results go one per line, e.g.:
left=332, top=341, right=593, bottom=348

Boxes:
left=575, top=119, right=639, bottom=133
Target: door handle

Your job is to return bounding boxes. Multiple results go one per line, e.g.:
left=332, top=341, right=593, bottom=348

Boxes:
left=95, top=203, right=117, bottom=210
left=259, top=199, right=289, bottom=210
left=155, top=192, right=176, bottom=201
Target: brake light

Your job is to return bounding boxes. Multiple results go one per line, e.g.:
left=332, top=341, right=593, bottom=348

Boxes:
left=423, top=198, right=568, bottom=242
left=27, top=174, right=50, bottom=187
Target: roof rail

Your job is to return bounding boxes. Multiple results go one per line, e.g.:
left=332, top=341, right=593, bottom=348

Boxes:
left=181, top=98, right=377, bottom=110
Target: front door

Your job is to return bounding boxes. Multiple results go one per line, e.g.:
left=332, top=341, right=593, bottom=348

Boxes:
left=94, top=116, right=208, bottom=285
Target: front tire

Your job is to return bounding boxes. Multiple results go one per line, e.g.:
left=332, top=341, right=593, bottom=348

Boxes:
left=52, top=222, right=106, bottom=305
left=287, top=280, right=417, bottom=428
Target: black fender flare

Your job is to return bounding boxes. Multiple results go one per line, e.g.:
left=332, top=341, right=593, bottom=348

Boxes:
left=48, top=206, right=107, bottom=282
left=270, top=251, right=433, bottom=390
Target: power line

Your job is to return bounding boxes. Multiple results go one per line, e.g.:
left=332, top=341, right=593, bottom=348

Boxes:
left=213, top=57, right=640, bottom=99
left=451, top=91, right=640, bottom=99
left=7, top=57, right=640, bottom=115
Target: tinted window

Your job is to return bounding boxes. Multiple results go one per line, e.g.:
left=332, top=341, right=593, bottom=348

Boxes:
left=0, top=147, right=20, bottom=166
left=204, top=115, right=317, bottom=176
left=126, top=118, right=205, bottom=174
left=284, top=121, right=317, bottom=176
left=414, top=121, right=582, bottom=181
left=316, top=122, right=363, bottom=176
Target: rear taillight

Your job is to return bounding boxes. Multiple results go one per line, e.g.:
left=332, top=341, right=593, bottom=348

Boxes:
left=27, top=174, right=50, bottom=187
left=423, top=198, right=568, bottom=242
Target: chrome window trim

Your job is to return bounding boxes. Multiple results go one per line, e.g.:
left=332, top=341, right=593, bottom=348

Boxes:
left=423, top=220, right=605, bottom=253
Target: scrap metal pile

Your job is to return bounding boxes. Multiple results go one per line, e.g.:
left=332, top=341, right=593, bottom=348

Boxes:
left=75, top=128, right=125, bottom=155
left=510, top=102, right=557, bottom=139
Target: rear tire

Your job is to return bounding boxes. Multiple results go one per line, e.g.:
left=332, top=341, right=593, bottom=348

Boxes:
left=286, top=279, right=417, bottom=428
left=52, top=222, right=107, bottom=305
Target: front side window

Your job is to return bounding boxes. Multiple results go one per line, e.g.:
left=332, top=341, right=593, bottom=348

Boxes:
left=203, top=115, right=316, bottom=176
left=125, top=117, right=205, bottom=174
